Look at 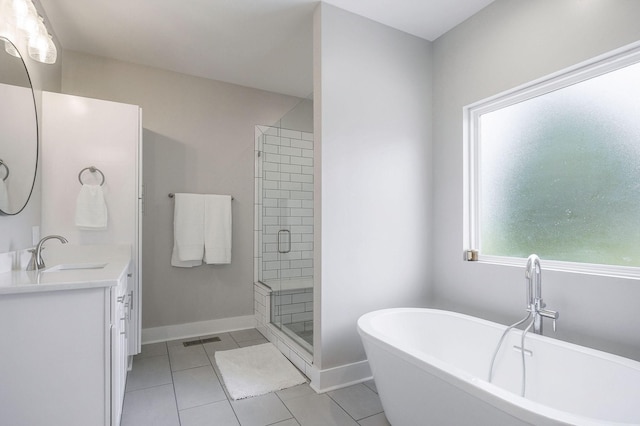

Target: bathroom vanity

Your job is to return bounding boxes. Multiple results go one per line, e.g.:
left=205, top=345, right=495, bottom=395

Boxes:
left=0, top=245, right=134, bottom=426
left=0, top=48, right=142, bottom=426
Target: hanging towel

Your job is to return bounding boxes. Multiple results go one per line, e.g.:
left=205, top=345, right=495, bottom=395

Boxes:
left=75, top=184, right=108, bottom=230
left=204, top=194, right=232, bottom=264
left=171, top=193, right=205, bottom=267
left=0, top=179, right=8, bottom=212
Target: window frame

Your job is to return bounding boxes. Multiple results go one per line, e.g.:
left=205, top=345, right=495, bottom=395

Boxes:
left=463, top=41, right=640, bottom=279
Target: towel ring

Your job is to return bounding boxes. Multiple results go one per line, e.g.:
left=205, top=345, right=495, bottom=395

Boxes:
left=0, top=159, right=8, bottom=181
left=78, top=166, right=105, bottom=186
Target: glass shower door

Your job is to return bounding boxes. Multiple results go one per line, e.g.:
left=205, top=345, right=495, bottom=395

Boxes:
left=255, top=97, right=315, bottom=354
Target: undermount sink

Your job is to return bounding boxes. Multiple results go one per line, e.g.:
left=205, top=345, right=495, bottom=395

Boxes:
left=43, top=263, right=108, bottom=272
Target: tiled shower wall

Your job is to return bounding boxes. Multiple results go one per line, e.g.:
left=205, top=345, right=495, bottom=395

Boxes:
left=255, top=126, right=314, bottom=283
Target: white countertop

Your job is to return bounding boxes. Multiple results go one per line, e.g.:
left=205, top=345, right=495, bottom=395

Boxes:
left=0, top=244, right=132, bottom=295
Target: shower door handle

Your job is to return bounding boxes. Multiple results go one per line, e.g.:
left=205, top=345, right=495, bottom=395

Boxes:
left=278, top=229, right=291, bottom=254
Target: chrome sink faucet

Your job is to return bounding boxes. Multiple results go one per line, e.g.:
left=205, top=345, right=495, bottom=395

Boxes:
left=26, top=235, right=68, bottom=271
left=525, top=254, right=559, bottom=334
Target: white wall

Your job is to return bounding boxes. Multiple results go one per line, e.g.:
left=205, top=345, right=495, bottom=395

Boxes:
left=61, top=51, right=304, bottom=330
left=315, top=4, right=432, bottom=372
left=40, top=92, right=140, bottom=248
left=431, top=0, right=640, bottom=361
left=280, top=98, right=313, bottom=133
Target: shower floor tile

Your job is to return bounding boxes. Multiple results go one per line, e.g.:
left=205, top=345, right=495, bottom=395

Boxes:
left=122, top=329, right=389, bottom=426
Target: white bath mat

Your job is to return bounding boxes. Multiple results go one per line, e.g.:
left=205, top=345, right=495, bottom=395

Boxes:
left=214, top=342, right=306, bottom=400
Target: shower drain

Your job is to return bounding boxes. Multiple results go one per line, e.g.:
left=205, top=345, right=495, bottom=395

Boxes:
left=182, top=336, right=221, bottom=347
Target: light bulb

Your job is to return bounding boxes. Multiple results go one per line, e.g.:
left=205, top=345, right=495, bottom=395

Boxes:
left=4, top=38, right=21, bottom=57
left=11, top=0, right=27, bottom=19
left=0, top=0, right=18, bottom=40
left=18, top=9, right=38, bottom=37
left=28, top=30, right=55, bottom=64
left=43, top=33, right=56, bottom=63
left=13, top=0, right=34, bottom=34
left=1, top=0, right=56, bottom=63
left=0, top=22, right=18, bottom=46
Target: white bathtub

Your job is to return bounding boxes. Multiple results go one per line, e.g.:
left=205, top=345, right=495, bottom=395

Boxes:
left=357, top=308, right=640, bottom=426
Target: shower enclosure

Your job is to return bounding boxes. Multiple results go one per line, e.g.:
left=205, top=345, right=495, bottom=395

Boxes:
left=255, top=96, right=314, bottom=354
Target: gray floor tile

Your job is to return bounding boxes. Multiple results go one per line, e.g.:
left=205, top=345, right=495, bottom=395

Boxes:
left=173, top=365, right=227, bottom=410
left=328, top=383, right=384, bottom=420
left=231, top=392, right=293, bottom=426
left=168, top=343, right=211, bottom=371
left=362, top=380, right=378, bottom=394
left=126, top=355, right=172, bottom=392
left=237, top=336, right=269, bottom=347
left=138, top=342, right=168, bottom=358
left=166, top=337, right=194, bottom=347
left=358, top=413, right=391, bottom=426
left=121, top=384, right=180, bottom=426
left=203, top=332, right=241, bottom=355
left=271, top=419, right=300, bottom=426
left=179, top=400, right=240, bottom=426
left=283, top=393, right=358, bottom=426
left=124, top=333, right=388, bottom=426
left=230, top=328, right=264, bottom=342
left=276, top=384, right=316, bottom=401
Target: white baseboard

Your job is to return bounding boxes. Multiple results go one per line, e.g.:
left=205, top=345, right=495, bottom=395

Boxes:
left=142, top=315, right=256, bottom=344
left=309, top=359, right=373, bottom=393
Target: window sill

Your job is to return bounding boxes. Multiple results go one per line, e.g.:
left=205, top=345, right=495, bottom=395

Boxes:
left=471, top=255, right=640, bottom=280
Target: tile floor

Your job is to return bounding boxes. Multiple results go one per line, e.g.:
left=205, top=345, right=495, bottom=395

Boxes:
left=121, top=329, right=391, bottom=426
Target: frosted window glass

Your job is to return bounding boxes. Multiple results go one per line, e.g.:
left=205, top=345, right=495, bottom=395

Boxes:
left=479, top=61, right=640, bottom=267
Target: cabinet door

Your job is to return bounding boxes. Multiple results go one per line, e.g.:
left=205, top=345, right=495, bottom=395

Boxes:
left=126, top=266, right=137, bottom=360
left=111, top=279, right=128, bottom=426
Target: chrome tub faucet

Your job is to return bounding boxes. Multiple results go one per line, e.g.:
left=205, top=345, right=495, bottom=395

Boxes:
left=525, top=254, right=559, bottom=334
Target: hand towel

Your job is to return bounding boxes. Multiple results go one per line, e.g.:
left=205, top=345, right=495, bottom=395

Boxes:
left=0, top=179, right=8, bottom=212
left=204, top=194, right=232, bottom=264
left=171, top=193, right=205, bottom=267
left=75, top=184, right=108, bottom=230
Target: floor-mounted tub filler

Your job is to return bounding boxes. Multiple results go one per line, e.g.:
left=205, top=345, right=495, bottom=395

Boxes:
left=358, top=308, right=640, bottom=426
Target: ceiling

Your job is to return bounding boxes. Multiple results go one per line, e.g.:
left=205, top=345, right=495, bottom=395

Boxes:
left=37, top=0, right=494, bottom=98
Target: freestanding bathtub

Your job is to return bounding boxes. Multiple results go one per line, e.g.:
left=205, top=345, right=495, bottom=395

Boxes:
left=357, top=308, right=640, bottom=426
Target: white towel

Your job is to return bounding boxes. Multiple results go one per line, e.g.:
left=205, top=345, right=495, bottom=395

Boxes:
left=171, top=193, right=204, bottom=267
left=75, top=184, right=108, bottom=230
left=0, top=179, right=8, bottom=212
left=204, top=194, right=232, bottom=264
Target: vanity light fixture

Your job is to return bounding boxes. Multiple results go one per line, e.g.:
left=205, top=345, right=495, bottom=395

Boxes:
left=0, top=0, right=57, bottom=64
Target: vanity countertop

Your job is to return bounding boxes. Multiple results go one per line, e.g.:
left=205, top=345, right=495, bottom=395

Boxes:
left=0, top=244, right=132, bottom=295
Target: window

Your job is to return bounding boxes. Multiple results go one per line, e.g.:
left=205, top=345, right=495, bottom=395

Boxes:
left=464, top=43, right=640, bottom=276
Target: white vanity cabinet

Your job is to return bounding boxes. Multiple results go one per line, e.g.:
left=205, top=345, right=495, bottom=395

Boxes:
left=0, top=247, right=133, bottom=426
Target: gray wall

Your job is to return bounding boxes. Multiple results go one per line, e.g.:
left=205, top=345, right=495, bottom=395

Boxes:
left=315, top=4, right=432, bottom=370
left=431, top=0, right=640, bottom=361
left=61, top=51, right=303, bottom=329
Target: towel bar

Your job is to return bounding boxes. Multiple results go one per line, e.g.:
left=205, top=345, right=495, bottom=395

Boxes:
left=78, top=166, right=105, bottom=186
left=168, top=193, right=234, bottom=200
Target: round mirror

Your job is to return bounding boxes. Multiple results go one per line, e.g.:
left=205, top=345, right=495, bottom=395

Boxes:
left=0, top=36, right=38, bottom=215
